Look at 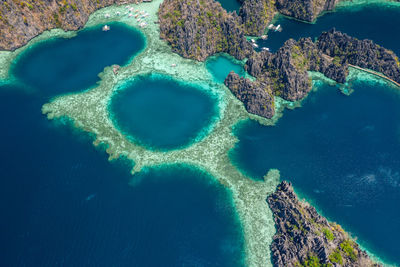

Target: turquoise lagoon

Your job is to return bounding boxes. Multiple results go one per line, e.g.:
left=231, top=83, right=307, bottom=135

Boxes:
left=12, top=22, right=145, bottom=95
left=110, top=74, right=218, bottom=150
left=216, top=0, right=242, bottom=13
left=0, top=22, right=245, bottom=266
left=206, top=54, right=246, bottom=83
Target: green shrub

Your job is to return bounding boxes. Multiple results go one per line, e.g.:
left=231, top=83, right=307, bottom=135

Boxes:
left=329, top=249, right=343, bottom=264
left=340, top=240, right=357, bottom=262
left=323, top=228, right=334, bottom=241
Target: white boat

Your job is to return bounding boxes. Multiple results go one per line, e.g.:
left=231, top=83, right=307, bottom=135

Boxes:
left=171, top=64, right=177, bottom=67
left=262, top=47, right=270, bottom=51
left=252, top=43, right=259, bottom=48
left=102, top=25, right=110, bottom=31
left=104, top=13, right=110, bottom=18
left=275, top=24, right=281, bottom=32
left=261, top=35, right=268, bottom=40
left=268, top=24, right=274, bottom=29
left=251, top=39, right=255, bottom=43
left=116, top=11, right=121, bottom=16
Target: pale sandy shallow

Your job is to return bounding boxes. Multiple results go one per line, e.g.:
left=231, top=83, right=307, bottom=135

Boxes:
left=0, top=0, right=398, bottom=266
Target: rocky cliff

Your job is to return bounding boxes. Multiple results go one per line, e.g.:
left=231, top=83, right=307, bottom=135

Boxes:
left=239, top=0, right=276, bottom=36
left=317, top=28, right=400, bottom=84
left=268, top=181, right=381, bottom=267
left=224, top=71, right=275, bottom=118
left=0, top=0, right=144, bottom=51
left=158, top=0, right=252, bottom=61
left=226, top=29, right=400, bottom=119
left=275, top=0, right=340, bottom=22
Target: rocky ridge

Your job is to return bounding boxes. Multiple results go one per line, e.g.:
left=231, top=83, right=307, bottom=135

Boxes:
left=268, top=181, right=381, bottom=267
left=158, top=0, right=252, bottom=61
left=225, top=28, right=400, bottom=118
left=0, top=0, right=146, bottom=51
left=275, top=0, right=339, bottom=22
left=239, top=0, right=277, bottom=36
left=224, top=71, right=275, bottom=118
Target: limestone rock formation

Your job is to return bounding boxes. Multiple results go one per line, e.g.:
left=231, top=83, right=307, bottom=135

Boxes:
left=317, top=28, right=400, bottom=84
left=275, top=0, right=340, bottom=22
left=237, top=29, right=400, bottom=119
left=224, top=71, right=275, bottom=118
left=268, top=181, right=381, bottom=267
left=0, top=0, right=143, bottom=51
left=239, top=0, right=276, bottom=36
left=158, top=0, right=252, bottom=61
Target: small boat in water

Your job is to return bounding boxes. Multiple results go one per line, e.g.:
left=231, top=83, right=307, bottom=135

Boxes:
left=261, top=35, right=268, bottom=40
left=262, top=47, right=270, bottom=51
left=268, top=24, right=282, bottom=32
left=102, top=25, right=110, bottom=31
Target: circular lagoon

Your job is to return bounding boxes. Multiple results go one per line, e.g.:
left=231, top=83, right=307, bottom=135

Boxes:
left=110, top=74, right=218, bottom=150
left=12, top=22, right=145, bottom=96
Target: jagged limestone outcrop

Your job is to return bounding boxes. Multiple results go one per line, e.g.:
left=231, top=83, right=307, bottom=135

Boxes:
left=0, top=0, right=145, bottom=51
left=239, top=0, right=277, bottom=36
left=226, top=29, right=400, bottom=119
left=317, top=28, right=400, bottom=84
left=158, top=0, right=252, bottom=61
left=267, top=181, right=381, bottom=267
left=275, top=0, right=340, bottom=22
left=224, top=71, right=275, bottom=118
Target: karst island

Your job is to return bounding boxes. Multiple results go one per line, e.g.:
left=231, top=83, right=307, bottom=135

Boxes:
left=1, top=0, right=400, bottom=266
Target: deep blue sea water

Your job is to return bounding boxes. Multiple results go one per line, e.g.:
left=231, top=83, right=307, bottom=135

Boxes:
left=216, top=0, right=241, bottom=13
left=231, top=81, right=400, bottom=265
left=12, top=22, right=145, bottom=95
left=110, top=74, right=218, bottom=150
left=258, top=3, right=400, bottom=54
left=206, top=54, right=245, bottom=83
left=0, top=23, right=244, bottom=266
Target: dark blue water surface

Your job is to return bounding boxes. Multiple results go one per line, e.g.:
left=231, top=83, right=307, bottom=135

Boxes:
left=0, top=85, right=244, bottom=267
left=259, top=3, right=400, bottom=54
left=12, top=22, right=145, bottom=95
left=0, top=22, right=244, bottom=266
left=110, top=74, right=218, bottom=150
left=231, top=81, right=400, bottom=265
left=206, top=54, right=246, bottom=83
left=216, top=0, right=241, bottom=13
